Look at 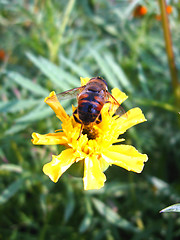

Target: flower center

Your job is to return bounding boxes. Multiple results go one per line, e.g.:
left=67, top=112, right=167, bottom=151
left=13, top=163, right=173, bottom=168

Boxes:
left=82, top=125, right=99, bottom=140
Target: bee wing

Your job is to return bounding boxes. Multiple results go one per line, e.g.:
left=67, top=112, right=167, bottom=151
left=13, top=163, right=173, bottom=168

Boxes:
left=106, top=91, right=127, bottom=118
left=114, top=105, right=127, bottom=118
left=46, top=86, right=85, bottom=103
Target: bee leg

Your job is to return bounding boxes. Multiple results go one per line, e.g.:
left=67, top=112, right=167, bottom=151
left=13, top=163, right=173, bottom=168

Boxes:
left=73, top=109, right=84, bottom=140
left=95, top=113, right=102, bottom=124
left=105, top=100, right=112, bottom=114
left=77, top=124, right=84, bottom=140
left=73, top=109, right=81, bottom=124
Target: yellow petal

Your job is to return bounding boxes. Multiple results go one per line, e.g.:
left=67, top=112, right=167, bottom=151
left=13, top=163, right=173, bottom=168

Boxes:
left=116, top=107, right=147, bottom=135
left=102, top=145, right=148, bottom=173
left=83, top=156, right=106, bottom=190
left=111, top=88, right=128, bottom=105
left=80, top=77, right=90, bottom=86
left=45, top=91, right=69, bottom=122
left=101, top=88, right=128, bottom=117
left=98, top=156, right=110, bottom=172
left=32, top=132, right=67, bottom=145
left=43, top=148, right=75, bottom=182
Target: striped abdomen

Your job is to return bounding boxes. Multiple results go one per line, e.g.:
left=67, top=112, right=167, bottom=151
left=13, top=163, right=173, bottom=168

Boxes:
left=77, top=91, right=105, bottom=125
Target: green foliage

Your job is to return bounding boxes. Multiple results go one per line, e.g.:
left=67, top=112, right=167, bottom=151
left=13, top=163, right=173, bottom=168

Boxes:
left=1, top=0, right=180, bottom=239
left=160, top=203, right=180, bottom=213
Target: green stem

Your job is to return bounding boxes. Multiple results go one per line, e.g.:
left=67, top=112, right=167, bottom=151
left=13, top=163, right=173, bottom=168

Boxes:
left=49, top=0, right=75, bottom=62
left=158, top=0, right=180, bottom=106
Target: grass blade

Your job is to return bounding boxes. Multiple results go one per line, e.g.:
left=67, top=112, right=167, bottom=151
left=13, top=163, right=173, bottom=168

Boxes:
left=160, top=204, right=180, bottom=213
left=26, top=52, right=80, bottom=89
left=0, top=99, right=41, bottom=113
left=92, top=198, right=137, bottom=232
left=7, top=72, right=49, bottom=96
left=90, top=49, right=117, bottom=85
left=0, top=178, right=25, bottom=204
left=0, top=164, right=23, bottom=173
left=60, top=55, right=91, bottom=77
left=5, top=123, right=30, bottom=135
left=15, top=105, right=52, bottom=123
left=104, top=53, right=133, bottom=92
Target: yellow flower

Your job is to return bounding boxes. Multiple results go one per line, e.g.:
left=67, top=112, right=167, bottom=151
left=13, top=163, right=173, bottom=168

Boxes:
left=32, top=77, right=148, bottom=190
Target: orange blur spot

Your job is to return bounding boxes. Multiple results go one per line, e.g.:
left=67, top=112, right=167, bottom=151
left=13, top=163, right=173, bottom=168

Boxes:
left=133, top=5, right=147, bottom=17
left=166, top=5, right=173, bottom=14
left=0, top=49, right=5, bottom=61
left=156, top=5, right=173, bottom=21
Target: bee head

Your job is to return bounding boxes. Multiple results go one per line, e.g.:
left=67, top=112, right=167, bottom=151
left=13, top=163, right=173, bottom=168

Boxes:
left=88, top=76, right=107, bottom=89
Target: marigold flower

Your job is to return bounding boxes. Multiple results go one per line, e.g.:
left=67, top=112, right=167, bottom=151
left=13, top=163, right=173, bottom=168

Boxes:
left=32, top=77, right=148, bottom=190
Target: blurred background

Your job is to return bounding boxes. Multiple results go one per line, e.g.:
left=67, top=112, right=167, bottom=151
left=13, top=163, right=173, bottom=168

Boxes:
left=0, top=0, right=180, bottom=239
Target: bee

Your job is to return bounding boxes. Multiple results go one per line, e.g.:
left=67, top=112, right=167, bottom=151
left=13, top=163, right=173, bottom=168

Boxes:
left=46, top=77, right=126, bottom=138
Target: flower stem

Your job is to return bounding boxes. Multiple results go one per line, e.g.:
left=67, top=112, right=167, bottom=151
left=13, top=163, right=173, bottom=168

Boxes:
left=158, top=0, right=180, bottom=107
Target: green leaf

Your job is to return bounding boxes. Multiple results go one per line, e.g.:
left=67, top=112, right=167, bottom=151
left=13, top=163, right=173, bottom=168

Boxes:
left=90, top=49, right=116, bottom=85
left=160, top=204, right=180, bottom=213
left=15, top=105, right=52, bottom=123
left=92, top=198, right=138, bottom=232
left=5, top=122, right=30, bottom=135
left=137, top=63, right=151, bottom=97
left=60, top=55, right=91, bottom=77
left=86, top=182, right=133, bottom=197
left=79, top=213, right=92, bottom=233
left=0, top=164, right=23, bottom=173
left=26, top=52, right=80, bottom=89
left=64, top=183, right=75, bottom=222
left=7, top=71, right=49, bottom=96
left=0, top=99, right=41, bottom=113
left=135, top=98, right=179, bottom=113
left=79, top=196, right=93, bottom=233
left=104, top=53, right=133, bottom=92
left=0, top=178, right=25, bottom=204
left=14, top=100, right=71, bottom=123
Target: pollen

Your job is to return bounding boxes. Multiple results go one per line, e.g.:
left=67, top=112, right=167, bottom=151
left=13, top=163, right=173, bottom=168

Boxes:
left=82, top=125, right=99, bottom=140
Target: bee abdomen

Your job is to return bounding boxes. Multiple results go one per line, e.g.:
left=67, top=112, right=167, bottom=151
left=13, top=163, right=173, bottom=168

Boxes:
left=77, top=92, right=104, bottom=125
